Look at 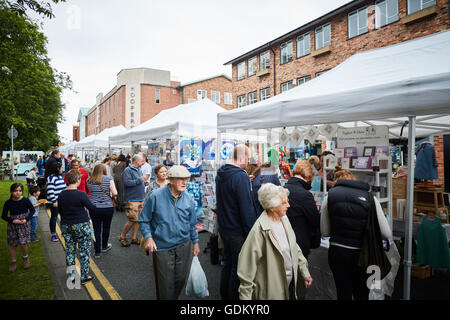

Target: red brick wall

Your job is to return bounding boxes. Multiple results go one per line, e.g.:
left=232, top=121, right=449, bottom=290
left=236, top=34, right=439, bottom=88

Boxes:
left=86, top=107, right=96, bottom=137
left=98, top=86, right=126, bottom=132
left=231, top=0, right=449, bottom=106
left=140, top=82, right=181, bottom=123
left=182, top=76, right=233, bottom=110
left=434, top=135, right=445, bottom=185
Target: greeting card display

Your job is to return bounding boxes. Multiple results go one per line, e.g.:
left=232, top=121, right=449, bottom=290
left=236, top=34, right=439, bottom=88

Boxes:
left=375, top=146, right=389, bottom=156
left=334, top=148, right=345, bottom=158
left=341, top=157, right=350, bottom=170
left=354, top=157, right=371, bottom=169
left=344, top=147, right=357, bottom=158
left=363, top=146, right=376, bottom=157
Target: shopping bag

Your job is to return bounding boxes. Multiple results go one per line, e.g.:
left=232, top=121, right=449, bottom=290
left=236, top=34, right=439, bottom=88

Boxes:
left=185, top=256, right=209, bottom=298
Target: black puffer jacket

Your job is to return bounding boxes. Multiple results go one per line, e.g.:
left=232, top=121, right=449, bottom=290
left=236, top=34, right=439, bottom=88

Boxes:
left=327, top=179, right=370, bottom=248
left=284, top=177, right=320, bottom=258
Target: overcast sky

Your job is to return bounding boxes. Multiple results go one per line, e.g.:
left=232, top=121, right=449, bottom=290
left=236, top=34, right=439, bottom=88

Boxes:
left=32, top=0, right=352, bottom=142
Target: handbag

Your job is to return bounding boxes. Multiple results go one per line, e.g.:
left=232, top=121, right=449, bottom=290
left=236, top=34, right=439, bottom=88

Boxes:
left=98, top=184, right=117, bottom=208
left=358, top=192, right=391, bottom=280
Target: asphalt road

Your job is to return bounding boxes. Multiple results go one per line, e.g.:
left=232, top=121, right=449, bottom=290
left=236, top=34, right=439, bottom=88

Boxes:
left=88, top=208, right=222, bottom=300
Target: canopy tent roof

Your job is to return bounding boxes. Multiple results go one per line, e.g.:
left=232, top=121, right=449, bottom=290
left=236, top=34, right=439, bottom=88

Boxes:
left=217, top=30, right=450, bottom=138
left=76, top=125, right=128, bottom=149
left=109, top=98, right=227, bottom=144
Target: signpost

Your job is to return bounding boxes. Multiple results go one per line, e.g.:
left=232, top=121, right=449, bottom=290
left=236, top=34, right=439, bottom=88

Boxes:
left=7, top=125, right=18, bottom=180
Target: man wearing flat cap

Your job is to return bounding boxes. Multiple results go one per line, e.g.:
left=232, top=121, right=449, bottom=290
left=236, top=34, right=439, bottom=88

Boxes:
left=138, top=165, right=200, bottom=300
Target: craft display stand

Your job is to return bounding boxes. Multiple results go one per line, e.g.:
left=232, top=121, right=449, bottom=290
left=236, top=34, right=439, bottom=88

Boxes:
left=413, top=183, right=449, bottom=223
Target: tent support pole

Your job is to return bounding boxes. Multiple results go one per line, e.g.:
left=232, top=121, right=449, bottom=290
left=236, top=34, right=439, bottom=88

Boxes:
left=403, top=115, right=415, bottom=301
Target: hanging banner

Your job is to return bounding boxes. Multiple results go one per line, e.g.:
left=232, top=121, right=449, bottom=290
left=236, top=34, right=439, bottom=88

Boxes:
left=290, top=127, right=304, bottom=146
left=305, top=125, right=319, bottom=143
left=220, top=141, right=235, bottom=160
left=180, top=140, right=203, bottom=175
left=319, top=123, right=338, bottom=140
left=337, top=125, right=389, bottom=157
left=279, top=128, right=289, bottom=146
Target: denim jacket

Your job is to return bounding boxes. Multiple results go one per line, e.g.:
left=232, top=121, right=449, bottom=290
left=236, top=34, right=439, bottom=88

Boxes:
left=138, top=185, right=199, bottom=251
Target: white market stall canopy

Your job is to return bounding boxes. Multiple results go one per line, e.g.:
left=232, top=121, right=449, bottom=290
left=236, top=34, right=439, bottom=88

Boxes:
left=217, top=30, right=450, bottom=138
left=109, top=98, right=227, bottom=144
left=76, top=125, right=128, bottom=149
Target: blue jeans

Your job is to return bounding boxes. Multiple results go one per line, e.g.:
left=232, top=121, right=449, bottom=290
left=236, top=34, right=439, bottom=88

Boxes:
left=219, top=233, right=245, bottom=300
left=90, top=207, right=114, bottom=254
left=47, top=204, right=59, bottom=234
left=30, top=216, right=38, bottom=239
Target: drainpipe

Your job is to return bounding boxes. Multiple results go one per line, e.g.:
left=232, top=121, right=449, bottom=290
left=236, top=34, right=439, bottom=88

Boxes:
left=176, top=85, right=183, bottom=104
left=270, top=46, right=276, bottom=96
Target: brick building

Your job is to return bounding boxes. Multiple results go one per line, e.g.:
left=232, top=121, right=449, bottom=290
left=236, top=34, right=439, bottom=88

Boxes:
left=72, top=125, right=80, bottom=142
left=178, top=74, right=233, bottom=110
left=84, top=68, right=233, bottom=138
left=224, top=0, right=449, bottom=186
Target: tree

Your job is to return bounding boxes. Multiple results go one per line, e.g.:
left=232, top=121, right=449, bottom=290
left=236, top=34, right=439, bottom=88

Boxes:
left=0, top=5, right=72, bottom=152
left=1, top=0, right=66, bottom=19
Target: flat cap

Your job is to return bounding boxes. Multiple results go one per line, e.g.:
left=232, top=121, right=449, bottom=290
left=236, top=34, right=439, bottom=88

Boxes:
left=167, top=165, right=191, bottom=178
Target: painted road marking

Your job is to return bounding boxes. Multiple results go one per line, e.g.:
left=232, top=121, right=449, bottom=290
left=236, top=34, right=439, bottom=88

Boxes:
left=46, top=209, right=122, bottom=300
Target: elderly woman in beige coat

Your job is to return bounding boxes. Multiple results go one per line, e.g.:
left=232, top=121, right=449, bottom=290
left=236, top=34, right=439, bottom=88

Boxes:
left=237, top=183, right=313, bottom=300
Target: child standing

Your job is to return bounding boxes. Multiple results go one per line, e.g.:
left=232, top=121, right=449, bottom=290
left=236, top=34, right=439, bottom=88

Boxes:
left=2, top=183, right=35, bottom=272
left=28, top=186, right=43, bottom=242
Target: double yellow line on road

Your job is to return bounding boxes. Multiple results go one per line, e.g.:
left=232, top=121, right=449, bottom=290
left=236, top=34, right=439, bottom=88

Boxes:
left=46, top=209, right=122, bottom=300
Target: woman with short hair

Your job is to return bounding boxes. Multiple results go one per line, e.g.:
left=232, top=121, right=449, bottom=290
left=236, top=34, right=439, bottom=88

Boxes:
left=237, top=183, right=312, bottom=300
left=145, top=164, right=168, bottom=200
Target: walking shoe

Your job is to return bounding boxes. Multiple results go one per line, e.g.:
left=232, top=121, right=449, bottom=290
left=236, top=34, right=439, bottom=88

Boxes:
left=118, top=236, right=130, bottom=247
left=31, top=237, right=39, bottom=243
left=51, top=235, right=59, bottom=242
left=23, top=258, right=31, bottom=269
left=9, top=261, right=16, bottom=272
left=81, top=275, right=95, bottom=285
left=101, top=243, right=112, bottom=253
left=94, top=253, right=101, bottom=259
left=131, top=238, right=140, bottom=245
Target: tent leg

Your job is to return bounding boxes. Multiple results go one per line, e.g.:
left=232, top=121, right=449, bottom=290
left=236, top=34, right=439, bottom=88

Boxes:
left=403, top=116, right=416, bottom=301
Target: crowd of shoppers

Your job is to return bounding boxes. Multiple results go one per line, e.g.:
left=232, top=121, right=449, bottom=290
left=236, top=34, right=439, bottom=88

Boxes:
left=1, top=145, right=396, bottom=301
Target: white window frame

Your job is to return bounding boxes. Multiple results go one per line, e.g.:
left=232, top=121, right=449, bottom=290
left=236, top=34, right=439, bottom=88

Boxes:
left=197, top=90, right=207, bottom=100
left=281, top=80, right=293, bottom=93
left=260, top=50, right=270, bottom=70
left=224, top=92, right=232, bottom=105
left=248, top=91, right=257, bottom=105
left=297, top=75, right=311, bottom=86
left=237, top=62, right=246, bottom=80
left=237, top=94, right=246, bottom=108
left=375, top=0, right=399, bottom=28
left=315, top=23, right=331, bottom=50
left=296, top=32, right=310, bottom=58
left=248, top=56, right=257, bottom=77
left=280, top=40, right=293, bottom=64
left=348, top=7, right=368, bottom=39
left=155, top=88, right=160, bottom=104
left=260, top=87, right=270, bottom=101
left=407, top=0, right=436, bottom=15
left=211, top=90, right=221, bottom=104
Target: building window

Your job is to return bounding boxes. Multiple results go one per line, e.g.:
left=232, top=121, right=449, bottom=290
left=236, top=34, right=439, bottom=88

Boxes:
left=281, top=80, right=293, bottom=93
left=316, top=70, right=330, bottom=77
left=155, top=88, right=160, bottom=104
left=348, top=7, right=368, bottom=39
left=237, top=62, right=246, bottom=80
left=211, top=90, right=221, bottom=104
left=260, top=87, right=270, bottom=101
left=280, top=40, right=293, bottom=64
left=248, top=91, right=257, bottom=105
left=237, top=94, right=246, bottom=108
left=297, top=75, right=312, bottom=85
left=375, top=0, right=399, bottom=28
left=248, top=56, right=257, bottom=77
left=296, top=32, right=310, bottom=58
left=315, top=23, right=331, bottom=50
left=197, top=90, right=207, bottom=100
left=224, top=92, right=232, bottom=105
left=407, top=0, right=436, bottom=15
left=260, top=50, right=270, bottom=70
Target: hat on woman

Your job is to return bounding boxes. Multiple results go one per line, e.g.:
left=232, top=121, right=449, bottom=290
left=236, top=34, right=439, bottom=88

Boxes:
left=167, top=165, right=191, bottom=178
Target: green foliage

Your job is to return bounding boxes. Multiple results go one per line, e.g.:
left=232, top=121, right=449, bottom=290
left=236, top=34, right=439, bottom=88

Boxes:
left=1, top=0, right=66, bottom=19
left=0, top=5, right=72, bottom=152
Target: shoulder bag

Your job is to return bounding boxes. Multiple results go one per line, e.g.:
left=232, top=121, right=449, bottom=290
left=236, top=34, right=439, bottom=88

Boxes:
left=98, top=183, right=117, bottom=209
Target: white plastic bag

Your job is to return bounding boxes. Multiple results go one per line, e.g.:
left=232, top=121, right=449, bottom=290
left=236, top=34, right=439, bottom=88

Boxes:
left=185, top=256, right=209, bottom=298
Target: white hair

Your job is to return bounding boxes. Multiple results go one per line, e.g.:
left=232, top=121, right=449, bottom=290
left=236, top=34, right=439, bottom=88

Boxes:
left=257, top=183, right=290, bottom=210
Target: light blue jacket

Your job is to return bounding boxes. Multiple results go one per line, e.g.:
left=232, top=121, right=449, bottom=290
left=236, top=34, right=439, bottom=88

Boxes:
left=138, top=185, right=199, bottom=251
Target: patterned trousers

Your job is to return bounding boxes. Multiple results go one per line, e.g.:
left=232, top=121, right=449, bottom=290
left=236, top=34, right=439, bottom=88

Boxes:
left=61, top=222, right=92, bottom=281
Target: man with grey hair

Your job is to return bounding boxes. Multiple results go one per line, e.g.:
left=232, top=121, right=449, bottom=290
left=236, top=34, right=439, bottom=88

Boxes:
left=216, top=143, right=257, bottom=300
left=139, top=165, right=200, bottom=300
left=118, top=153, right=146, bottom=247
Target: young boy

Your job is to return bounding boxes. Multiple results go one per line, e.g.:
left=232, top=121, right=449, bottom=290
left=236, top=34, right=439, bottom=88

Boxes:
left=28, top=186, right=43, bottom=242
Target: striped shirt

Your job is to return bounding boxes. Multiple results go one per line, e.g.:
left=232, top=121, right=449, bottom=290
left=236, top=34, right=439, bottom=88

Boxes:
left=46, top=174, right=67, bottom=204
left=88, top=176, right=114, bottom=209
